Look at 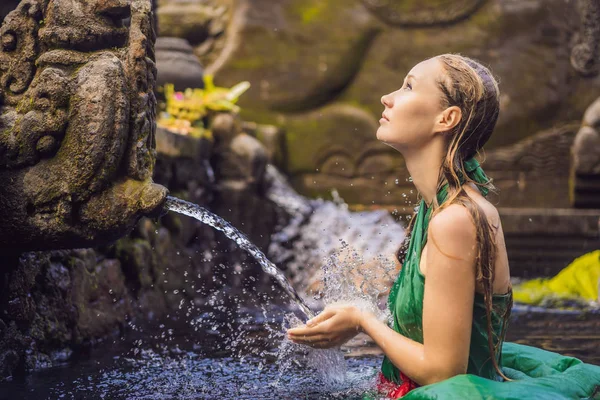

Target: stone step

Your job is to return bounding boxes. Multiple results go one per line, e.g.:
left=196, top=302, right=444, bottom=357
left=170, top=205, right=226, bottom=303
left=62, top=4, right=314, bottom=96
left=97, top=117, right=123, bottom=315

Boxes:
left=499, top=208, right=600, bottom=278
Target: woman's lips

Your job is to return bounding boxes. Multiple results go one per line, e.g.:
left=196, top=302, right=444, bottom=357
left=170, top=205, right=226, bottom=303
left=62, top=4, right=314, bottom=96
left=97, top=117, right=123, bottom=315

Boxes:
left=380, top=113, right=389, bottom=123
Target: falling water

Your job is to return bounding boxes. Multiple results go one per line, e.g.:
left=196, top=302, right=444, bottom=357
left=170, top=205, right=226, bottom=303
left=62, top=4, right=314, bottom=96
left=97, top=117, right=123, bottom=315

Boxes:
left=165, top=196, right=315, bottom=320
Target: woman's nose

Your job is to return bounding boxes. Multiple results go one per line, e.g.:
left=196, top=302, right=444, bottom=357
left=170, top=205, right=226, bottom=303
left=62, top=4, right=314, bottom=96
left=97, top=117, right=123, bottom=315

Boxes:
left=381, top=93, right=392, bottom=108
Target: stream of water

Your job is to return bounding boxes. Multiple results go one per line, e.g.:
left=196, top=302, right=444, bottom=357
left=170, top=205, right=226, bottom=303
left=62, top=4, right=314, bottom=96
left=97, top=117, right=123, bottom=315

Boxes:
left=165, top=196, right=315, bottom=320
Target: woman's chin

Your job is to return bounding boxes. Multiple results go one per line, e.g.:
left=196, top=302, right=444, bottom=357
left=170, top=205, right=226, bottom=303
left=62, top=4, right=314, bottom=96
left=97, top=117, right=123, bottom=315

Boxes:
left=376, top=131, right=402, bottom=151
left=376, top=127, right=392, bottom=144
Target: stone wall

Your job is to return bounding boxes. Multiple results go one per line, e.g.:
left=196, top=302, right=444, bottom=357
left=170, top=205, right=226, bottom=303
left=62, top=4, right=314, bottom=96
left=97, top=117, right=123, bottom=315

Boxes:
left=0, top=124, right=282, bottom=378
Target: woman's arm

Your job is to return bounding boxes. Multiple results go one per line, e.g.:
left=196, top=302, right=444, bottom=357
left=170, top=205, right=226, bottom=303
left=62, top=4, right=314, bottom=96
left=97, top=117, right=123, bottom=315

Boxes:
left=288, top=205, right=477, bottom=386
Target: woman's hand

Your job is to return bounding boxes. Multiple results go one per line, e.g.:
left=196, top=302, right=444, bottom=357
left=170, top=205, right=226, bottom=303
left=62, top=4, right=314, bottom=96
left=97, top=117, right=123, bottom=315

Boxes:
left=286, top=304, right=365, bottom=349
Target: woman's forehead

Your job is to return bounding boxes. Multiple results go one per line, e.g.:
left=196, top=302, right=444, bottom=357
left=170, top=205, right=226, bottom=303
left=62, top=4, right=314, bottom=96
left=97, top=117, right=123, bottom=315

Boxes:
left=408, top=58, right=443, bottom=81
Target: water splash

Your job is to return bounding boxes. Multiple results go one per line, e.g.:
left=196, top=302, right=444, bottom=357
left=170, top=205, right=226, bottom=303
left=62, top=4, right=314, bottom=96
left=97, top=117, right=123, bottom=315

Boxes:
left=276, top=313, right=348, bottom=387
left=160, top=168, right=402, bottom=393
left=264, top=165, right=403, bottom=387
left=265, top=164, right=404, bottom=308
left=165, top=196, right=314, bottom=320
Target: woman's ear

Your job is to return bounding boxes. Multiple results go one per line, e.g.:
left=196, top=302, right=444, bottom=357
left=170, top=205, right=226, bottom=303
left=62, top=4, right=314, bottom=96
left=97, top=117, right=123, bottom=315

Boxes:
left=434, top=106, right=462, bottom=135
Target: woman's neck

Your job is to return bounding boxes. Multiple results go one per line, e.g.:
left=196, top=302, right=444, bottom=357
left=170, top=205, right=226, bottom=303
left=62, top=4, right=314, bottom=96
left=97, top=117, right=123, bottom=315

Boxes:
left=403, top=147, right=444, bottom=206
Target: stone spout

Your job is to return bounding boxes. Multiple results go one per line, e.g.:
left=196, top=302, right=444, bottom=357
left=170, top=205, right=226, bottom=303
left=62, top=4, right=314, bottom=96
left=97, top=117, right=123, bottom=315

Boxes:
left=0, top=0, right=167, bottom=251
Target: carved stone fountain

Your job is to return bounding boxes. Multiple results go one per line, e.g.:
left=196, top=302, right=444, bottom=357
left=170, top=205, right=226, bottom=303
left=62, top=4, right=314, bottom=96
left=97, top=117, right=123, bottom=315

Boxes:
left=0, top=0, right=286, bottom=376
left=0, top=0, right=167, bottom=251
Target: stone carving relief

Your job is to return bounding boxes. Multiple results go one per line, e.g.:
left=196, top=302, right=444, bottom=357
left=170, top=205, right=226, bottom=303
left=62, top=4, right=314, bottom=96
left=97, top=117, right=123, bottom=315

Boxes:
left=0, top=0, right=167, bottom=251
left=571, top=97, right=600, bottom=208
left=483, top=124, right=579, bottom=208
left=361, top=0, right=485, bottom=27
left=282, top=105, right=410, bottom=206
left=571, top=0, right=600, bottom=77
left=569, top=0, right=600, bottom=207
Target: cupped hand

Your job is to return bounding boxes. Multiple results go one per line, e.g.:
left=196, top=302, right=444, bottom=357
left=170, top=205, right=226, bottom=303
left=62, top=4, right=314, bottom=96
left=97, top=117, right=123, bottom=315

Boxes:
left=287, top=304, right=365, bottom=349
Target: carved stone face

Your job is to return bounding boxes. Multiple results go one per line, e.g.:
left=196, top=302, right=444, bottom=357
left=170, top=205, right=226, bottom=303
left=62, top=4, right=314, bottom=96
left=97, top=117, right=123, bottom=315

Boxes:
left=0, top=66, right=70, bottom=167
left=40, top=0, right=131, bottom=51
left=0, top=0, right=166, bottom=251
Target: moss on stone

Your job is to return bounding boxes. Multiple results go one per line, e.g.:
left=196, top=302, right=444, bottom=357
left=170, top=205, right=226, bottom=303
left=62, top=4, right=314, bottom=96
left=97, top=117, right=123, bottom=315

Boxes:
left=229, top=55, right=267, bottom=71
left=292, top=2, right=328, bottom=25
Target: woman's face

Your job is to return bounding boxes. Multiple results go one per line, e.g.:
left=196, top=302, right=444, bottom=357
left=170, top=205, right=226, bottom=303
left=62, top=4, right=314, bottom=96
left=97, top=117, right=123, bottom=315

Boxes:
left=377, top=58, right=447, bottom=151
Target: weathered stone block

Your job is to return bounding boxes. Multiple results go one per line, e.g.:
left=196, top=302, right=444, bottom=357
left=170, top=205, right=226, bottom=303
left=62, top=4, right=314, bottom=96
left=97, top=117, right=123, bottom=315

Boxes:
left=156, top=37, right=205, bottom=91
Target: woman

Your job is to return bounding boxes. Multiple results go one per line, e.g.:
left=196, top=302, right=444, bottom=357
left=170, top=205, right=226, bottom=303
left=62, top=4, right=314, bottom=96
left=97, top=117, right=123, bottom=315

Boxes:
left=287, top=54, right=600, bottom=399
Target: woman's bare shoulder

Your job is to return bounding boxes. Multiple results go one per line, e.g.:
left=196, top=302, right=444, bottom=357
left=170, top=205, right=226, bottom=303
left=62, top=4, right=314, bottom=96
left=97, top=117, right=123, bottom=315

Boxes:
left=428, top=189, right=501, bottom=252
left=430, top=204, right=474, bottom=233
left=428, top=204, right=477, bottom=258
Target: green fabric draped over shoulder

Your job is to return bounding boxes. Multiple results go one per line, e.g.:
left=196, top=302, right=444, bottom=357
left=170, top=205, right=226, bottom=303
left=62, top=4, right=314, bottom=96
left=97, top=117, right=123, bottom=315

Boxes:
left=379, top=158, right=600, bottom=399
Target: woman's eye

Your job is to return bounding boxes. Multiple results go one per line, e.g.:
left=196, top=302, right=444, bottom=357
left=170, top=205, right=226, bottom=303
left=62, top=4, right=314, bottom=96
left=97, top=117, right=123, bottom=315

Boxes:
left=403, top=83, right=412, bottom=91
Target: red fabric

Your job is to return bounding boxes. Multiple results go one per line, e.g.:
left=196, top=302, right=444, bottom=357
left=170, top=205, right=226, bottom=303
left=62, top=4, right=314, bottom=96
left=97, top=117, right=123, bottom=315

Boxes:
left=377, top=372, right=419, bottom=398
